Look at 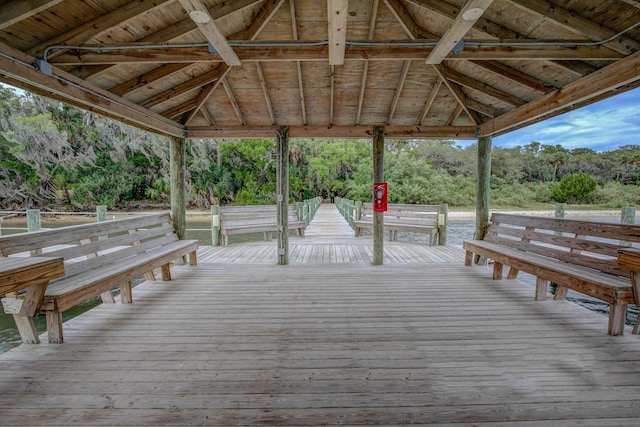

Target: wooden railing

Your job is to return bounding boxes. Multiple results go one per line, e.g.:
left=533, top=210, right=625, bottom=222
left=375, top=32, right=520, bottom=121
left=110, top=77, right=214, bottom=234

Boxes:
left=335, top=197, right=449, bottom=245
left=0, top=196, right=323, bottom=246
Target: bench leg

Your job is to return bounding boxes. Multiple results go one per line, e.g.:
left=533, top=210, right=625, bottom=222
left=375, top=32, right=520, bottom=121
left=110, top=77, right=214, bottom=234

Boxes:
left=188, top=251, right=198, bottom=266
left=608, top=302, right=627, bottom=336
left=633, top=315, right=639, bottom=335
left=553, top=285, right=569, bottom=300
left=492, top=262, right=503, bottom=280
left=100, top=290, right=115, bottom=303
left=506, top=268, right=519, bottom=279
left=46, top=312, right=63, bottom=344
left=12, top=314, right=40, bottom=344
left=161, top=264, right=172, bottom=281
left=464, top=251, right=473, bottom=266
left=120, top=281, right=132, bottom=304
left=535, top=277, right=548, bottom=300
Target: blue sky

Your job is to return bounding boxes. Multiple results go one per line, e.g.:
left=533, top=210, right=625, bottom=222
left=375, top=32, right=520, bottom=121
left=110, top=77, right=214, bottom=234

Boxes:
left=457, top=87, right=640, bottom=152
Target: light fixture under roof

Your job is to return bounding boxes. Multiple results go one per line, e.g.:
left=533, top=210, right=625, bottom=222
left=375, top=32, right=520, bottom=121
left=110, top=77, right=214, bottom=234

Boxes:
left=461, top=7, right=484, bottom=21
left=189, top=10, right=211, bottom=24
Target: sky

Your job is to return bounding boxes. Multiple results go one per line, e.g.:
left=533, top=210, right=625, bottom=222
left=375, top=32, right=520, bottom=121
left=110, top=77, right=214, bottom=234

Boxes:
left=457, top=87, right=640, bottom=152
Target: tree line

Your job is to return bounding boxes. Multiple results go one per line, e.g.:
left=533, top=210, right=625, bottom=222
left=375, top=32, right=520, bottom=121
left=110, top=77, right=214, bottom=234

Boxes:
left=1, top=87, right=640, bottom=211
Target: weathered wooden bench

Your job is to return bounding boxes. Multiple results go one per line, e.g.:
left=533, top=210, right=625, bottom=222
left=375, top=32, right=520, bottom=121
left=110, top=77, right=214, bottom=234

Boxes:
left=0, top=213, right=198, bottom=344
left=463, top=213, right=639, bottom=335
left=354, top=203, right=441, bottom=245
left=217, top=204, right=306, bottom=246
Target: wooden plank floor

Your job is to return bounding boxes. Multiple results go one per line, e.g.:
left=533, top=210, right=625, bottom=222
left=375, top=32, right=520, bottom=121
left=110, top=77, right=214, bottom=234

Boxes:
left=1, top=204, right=640, bottom=425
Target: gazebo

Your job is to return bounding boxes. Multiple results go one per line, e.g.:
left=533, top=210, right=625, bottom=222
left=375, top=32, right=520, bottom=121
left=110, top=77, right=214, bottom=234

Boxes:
left=0, top=0, right=638, bottom=262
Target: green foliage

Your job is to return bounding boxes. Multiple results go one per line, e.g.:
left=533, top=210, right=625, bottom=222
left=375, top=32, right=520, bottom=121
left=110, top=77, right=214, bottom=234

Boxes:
left=551, top=170, right=598, bottom=204
left=1, top=88, right=640, bottom=210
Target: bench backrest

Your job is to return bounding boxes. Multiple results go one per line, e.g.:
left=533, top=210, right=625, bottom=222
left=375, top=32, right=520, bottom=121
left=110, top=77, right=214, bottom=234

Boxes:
left=0, top=213, right=178, bottom=279
left=486, top=213, right=640, bottom=278
left=219, top=204, right=301, bottom=227
left=361, top=203, right=440, bottom=225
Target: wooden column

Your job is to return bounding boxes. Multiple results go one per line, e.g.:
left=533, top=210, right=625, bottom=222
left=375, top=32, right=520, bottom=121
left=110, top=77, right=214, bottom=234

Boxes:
left=277, top=126, right=289, bottom=265
left=373, top=126, right=385, bottom=266
left=170, top=136, right=186, bottom=241
left=475, top=135, right=492, bottom=244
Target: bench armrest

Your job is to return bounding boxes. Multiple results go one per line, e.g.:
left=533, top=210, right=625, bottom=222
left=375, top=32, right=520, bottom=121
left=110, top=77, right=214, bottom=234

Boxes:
left=618, top=248, right=640, bottom=273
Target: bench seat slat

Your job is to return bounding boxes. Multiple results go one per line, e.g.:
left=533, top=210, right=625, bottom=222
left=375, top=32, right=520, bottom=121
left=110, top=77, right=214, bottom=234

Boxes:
left=464, top=240, right=634, bottom=304
left=42, top=240, right=199, bottom=312
left=0, top=213, right=199, bottom=344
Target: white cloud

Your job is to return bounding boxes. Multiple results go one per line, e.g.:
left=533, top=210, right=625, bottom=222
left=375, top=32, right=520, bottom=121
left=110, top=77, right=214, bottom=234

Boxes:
left=491, top=87, right=640, bottom=151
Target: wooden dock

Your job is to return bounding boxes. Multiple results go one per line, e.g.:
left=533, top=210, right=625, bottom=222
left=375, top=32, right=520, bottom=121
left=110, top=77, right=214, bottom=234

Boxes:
left=1, top=204, right=640, bottom=425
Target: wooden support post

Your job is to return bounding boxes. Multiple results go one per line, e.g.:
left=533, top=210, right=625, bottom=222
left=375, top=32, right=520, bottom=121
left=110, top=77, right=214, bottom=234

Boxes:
left=555, top=203, right=566, bottom=219
left=170, top=136, right=187, bottom=265
left=373, top=126, right=385, bottom=266
left=474, top=135, right=491, bottom=264
left=277, top=126, right=289, bottom=265
left=211, top=205, right=220, bottom=246
left=438, top=203, right=448, bottom=245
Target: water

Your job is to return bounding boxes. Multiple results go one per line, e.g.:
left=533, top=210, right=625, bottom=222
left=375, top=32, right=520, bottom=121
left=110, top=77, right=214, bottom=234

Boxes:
left=0, top=215, right=637, bottom=352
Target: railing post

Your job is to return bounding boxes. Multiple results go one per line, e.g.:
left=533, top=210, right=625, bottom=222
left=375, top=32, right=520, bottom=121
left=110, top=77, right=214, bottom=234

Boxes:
left=27, top=209, right=41, bottom=256
left=355, top=201, right=362, bottom=221
left=96, top=205, right=107, bottom=223
left=621, top=206, right=636, bottom=247
left=438, top=204, right=448, bottom=246
left=27, top=210, right=41, bottom=233
left=211, top=205, right=220, bottom=246
left=555, top=203, right=565, bottom=219
left=96, top=205, right=107, bottom=241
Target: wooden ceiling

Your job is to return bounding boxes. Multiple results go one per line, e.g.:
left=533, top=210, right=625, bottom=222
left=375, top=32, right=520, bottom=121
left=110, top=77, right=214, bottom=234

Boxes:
left=0, top=0, right=638, bottom=140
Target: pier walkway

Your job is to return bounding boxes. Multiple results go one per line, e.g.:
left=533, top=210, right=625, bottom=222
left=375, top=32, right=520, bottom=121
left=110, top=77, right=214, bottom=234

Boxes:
left=198, top=203, right=463, bottom=264
left=1, top=204, right=640, bottom=425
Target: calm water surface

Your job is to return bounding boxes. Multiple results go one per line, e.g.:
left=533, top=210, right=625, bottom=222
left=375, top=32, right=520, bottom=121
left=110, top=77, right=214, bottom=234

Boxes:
left=0, top=215, right=636, bottom=352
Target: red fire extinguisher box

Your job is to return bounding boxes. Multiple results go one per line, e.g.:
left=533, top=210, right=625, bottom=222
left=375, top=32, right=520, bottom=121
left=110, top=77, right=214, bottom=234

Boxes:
left=373, top=182, right=388, bottom=212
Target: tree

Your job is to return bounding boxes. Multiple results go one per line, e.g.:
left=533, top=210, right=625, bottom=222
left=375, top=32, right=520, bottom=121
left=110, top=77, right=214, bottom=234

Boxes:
left=551, top=170, right=597, bottom=203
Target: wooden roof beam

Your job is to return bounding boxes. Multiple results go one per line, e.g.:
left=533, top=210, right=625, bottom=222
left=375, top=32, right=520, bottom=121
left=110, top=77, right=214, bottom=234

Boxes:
left=387, top=60, right=411, bottom=125
left=256, top=62, right=275, bottom=125
left=407, top=0, right=600, bottom=77
left=509, top=0, right=640, bottom=56
left=0, top=42, right=184, bottom=137
left=433, top=64, right=481, bottom=125
left=417, top=78, right=443, bottom=125
left=443, top=66, right=527, bottom=107
left=328, top=0, right=348, bottom=65
left=329, top=65, right=336, bottom=126
left=425, top=0, right=495, bottom=64
left=182, top=65, right=231, bottom=124
left=110, top=64, right=190, bottom=97
left=471, top=60, right=555, bottom=94
left=221, top=77, right=246, bottom=125
left=232, top=0, right=286, bottom=41
left=289, top=0, right=307, bottom=125
left=479, top=51, right=640, bottom=136
left=0, top=0, right=64, bottom=31
left=77, top=0, right=262, bottom=80
left=445, top=104, right=464, bottom=126
left=27, top=0, right=173, bottom=58
left=179, top=0, right=241, bottom=67
left=141, top=64, right=228, bottom=109
left=383, top=0, right=439, bottom=39
left=186, top=125, right=478, bottom=139
left=52, top=43, right=622, bottom=65
left=178, top=0, right=284, bottom=122
left=356, top=0, right=380, bottom=125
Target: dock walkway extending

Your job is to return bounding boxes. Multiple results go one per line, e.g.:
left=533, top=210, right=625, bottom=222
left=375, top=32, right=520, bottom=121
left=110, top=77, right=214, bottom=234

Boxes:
left=198, top=203, right=462, bottom=264
left=1, top=203, right=640, bottom=426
